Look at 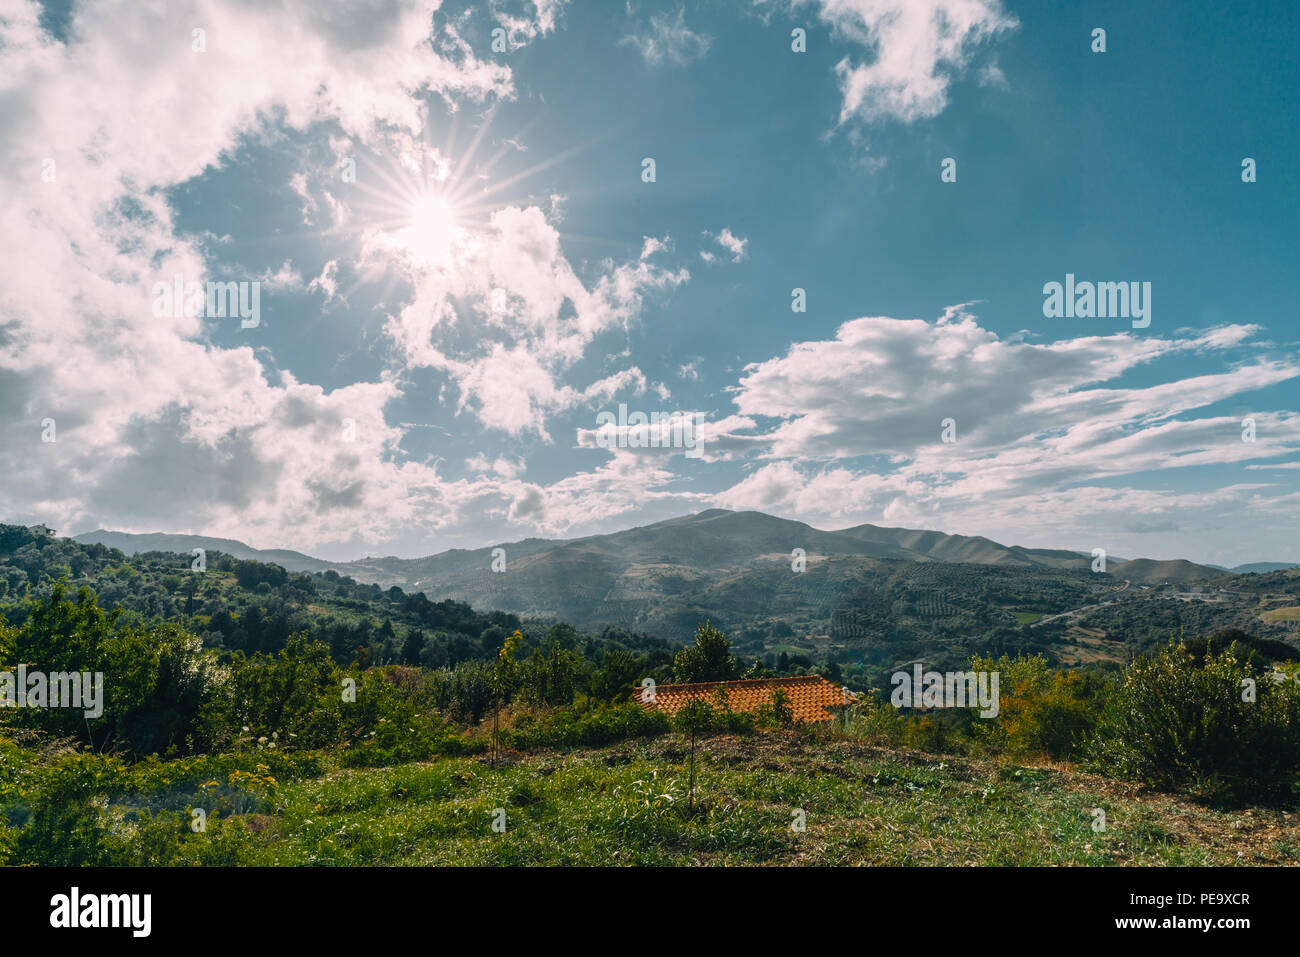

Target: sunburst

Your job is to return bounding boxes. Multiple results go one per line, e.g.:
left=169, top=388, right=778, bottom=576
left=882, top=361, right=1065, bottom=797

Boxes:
left=261, top=101, right=625, bottom=311
left=400, top=193, right=461, bottom=265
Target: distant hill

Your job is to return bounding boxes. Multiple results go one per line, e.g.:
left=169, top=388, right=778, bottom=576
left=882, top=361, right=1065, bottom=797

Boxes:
left=67, top=510, right=1240, bottom=641
left=75, top=510, right=1239, bottom=586
left=1230, top=562, right=1300, bottom=574
left=73, top=529, right=383, bottom=581
left=1109, top=557, right=1222, bottom=585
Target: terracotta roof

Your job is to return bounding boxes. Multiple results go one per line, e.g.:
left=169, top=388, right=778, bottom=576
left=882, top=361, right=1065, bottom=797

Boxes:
left=635, top=675, right=849, bottom=724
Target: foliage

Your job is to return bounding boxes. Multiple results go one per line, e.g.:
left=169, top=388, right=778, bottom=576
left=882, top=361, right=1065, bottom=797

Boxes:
left=502, top=702, right=670, bottom=749
left=756, top=688, right=794, bottom=729
left=0, top=584, right=222, bottom=757
left=672, top=620, right=739, bottom=683
left=1090, top=641, right=1300, bottom=803
left=968, top=653, right=1100, bottom=761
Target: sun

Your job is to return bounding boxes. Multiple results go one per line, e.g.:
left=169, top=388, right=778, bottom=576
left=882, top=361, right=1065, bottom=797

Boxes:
left=411, top=194, right=456, bottom=240
left=403, top=194, right=460, bottom=263
left=310, top=103, right=607, bottom=300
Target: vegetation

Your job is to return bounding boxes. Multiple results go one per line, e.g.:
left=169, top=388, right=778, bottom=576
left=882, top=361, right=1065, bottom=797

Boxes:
left=1089, top=641, right=1300, bottom=803
left=2, top=524, right=1299, bottom=866
left=5, top=733, right=1298, bottom=867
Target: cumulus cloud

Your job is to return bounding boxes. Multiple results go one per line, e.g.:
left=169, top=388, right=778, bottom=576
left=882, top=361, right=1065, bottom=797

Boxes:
left=0, top=0, right=561, bottom=549
left=374, top=210, right=690, bottom=438
left=766, top=0, right=1017, bottom=126
left=708, top=308, right=1300, bottom=558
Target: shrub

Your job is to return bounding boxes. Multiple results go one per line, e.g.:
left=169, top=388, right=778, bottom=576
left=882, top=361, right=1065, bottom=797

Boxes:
left=502, top=702, right=670, bottom=749
left=755, top=688, right=794, bottom=729
left=1090, top=641, right=1300, bottom=803
left=901, top=715, right=949, bottom=753
left=969, top=653, right=1099, bottom=760
left=841, top=691, right=906, bottom=746
left=1, top=584, right=222, bottom=757
left=13, top=752, right=118, bottom=866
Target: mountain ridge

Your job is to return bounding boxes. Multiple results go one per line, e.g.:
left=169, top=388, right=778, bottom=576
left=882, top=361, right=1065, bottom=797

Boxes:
left=71, top=508, right=1249, bottom=588
left=60, top=511, right=1300, bottom=645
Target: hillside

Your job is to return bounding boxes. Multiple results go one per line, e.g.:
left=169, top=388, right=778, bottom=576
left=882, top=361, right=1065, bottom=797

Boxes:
left=1, top=522, right=670, bottom=674
left=6, top=521, right=1300, bottom=871
left=69, top=510, right=1236, bottom=648
left=1232, top=562, right=1300, bottom=574
left=76, top=508, right=1233, bottom=592
left=1113, top=558, right=1224, bottom=585
left=74, top=529, right=374, bottom=579
left=10, top=731, right=1295, bottom=866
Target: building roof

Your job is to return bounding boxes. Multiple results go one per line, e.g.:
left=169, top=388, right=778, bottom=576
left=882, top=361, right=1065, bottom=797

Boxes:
left=635, top=675, right=849, bottom=724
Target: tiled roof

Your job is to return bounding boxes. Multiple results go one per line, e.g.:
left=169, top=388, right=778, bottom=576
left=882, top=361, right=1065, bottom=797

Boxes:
left=635, top=675, right=849, bottom=724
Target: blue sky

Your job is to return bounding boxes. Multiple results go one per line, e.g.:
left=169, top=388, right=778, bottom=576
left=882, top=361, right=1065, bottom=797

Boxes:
left=2, top=0, right=1297, bottom=565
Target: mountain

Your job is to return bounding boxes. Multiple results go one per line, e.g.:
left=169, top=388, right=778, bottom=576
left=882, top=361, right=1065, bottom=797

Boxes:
left=72, top=510, right=1234, bottom=639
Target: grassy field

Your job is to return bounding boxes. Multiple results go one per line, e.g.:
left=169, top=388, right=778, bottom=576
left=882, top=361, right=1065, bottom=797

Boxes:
left=1260, top=606, right=1300, bottom=623
left=1010, top=611, right=1046, bottom=624
left=106, top=733, right=1300, bottom=866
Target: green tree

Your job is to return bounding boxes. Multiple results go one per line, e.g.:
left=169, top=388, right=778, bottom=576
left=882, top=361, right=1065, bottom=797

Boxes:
left=590, top=649, right=641, bottom=702
left=519, top=641, right=582, bottom=708
left=227, top=632, right=339, bottom=743
left=491, top=630, right=521, bottom=767
left=1, top=584, right=219, bottom=757
left=673, top=621, right=739, bottom=683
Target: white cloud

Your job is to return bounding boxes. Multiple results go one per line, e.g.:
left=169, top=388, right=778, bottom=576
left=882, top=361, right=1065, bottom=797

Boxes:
left=308, top=260, right=342, bottom=302
left=620, top=5, right=711, bottom=66
left=700, top=228, right=749, bottom=264
left=0, top=0, right=562, bottom=549
left=374, top=206, right=690, bottom=438
left=770, top=0, right=1017, bottom=125
left=707, top=308, right=1300, bottom=562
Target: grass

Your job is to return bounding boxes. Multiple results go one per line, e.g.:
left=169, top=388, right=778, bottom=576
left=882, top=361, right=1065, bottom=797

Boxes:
left=89, top=733, right=1300, bottom=866
left=1260, top=606, right=1300, bottom=622
left=1010, top=611, right=1046, bottom=624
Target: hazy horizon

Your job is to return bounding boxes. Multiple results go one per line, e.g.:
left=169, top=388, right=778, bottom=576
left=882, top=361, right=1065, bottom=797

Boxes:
left=45, top=506, right=1293, bottom=569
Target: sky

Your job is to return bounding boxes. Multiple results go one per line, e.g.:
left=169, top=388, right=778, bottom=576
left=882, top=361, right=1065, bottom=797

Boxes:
left=1, top=0, right=1297, bottom=566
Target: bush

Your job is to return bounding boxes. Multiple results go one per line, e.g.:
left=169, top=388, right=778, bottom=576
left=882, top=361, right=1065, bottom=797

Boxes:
left=902, top=715, right=950, bottom=753
left=754, top=688, right=794, bottom=729
left=1, top=584, right=222, bottom=757
left=969, top=653, right=1099, bottom=760
left=13, top=752, right=118, bottom=866
left=841, top=691, right=906, bottom=746
left=503, top=702, right=670, bottom=749
left=1090, top=641, right=1300, bottom=803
